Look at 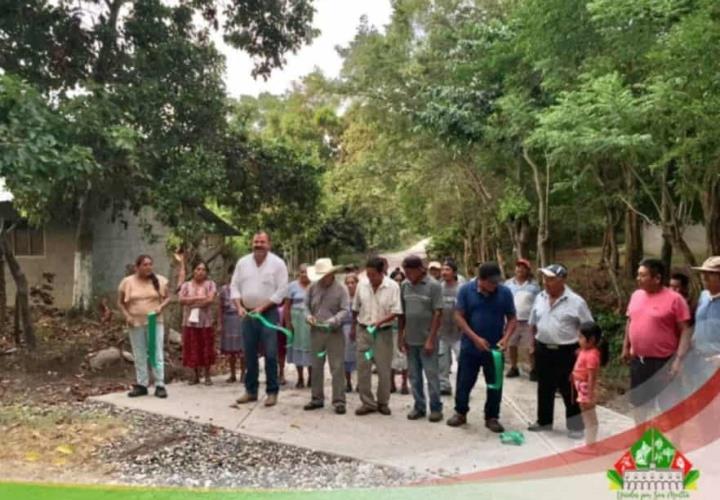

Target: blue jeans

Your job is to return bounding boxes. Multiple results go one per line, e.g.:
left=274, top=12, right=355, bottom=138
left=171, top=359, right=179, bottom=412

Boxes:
left=455, top=344, right=502, bottom=419
left=407, top=345, right=442, bottom=414
left=242, top=308, right=279, bottom=395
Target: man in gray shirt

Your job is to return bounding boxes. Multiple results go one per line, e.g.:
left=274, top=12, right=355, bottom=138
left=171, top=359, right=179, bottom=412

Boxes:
left=438, top=259, right=464, bottom=395
left=303, top=258, right=350, bottom=414
left=398, top=255, right=444, bottom=422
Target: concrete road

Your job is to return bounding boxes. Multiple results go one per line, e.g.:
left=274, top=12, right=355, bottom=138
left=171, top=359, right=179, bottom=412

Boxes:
left=93, top=364, right=633, bottom=478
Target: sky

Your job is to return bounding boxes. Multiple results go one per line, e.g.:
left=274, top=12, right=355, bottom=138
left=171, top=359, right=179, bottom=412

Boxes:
left=217, top=0, right=393, bottom=98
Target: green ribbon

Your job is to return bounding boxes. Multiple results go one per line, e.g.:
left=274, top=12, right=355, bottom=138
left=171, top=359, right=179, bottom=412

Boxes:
left=363, top=325, right=378, bottom=361
left=487, top=349, right=504, bottom=390
left=147, top=312, right=159, bottom=370
left=499, top=431, right=525, bottom=446
left=248, top=311, right=294, bottom=345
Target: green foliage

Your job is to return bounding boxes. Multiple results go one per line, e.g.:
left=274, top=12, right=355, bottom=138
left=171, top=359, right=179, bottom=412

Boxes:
left=0, top=0, right=320, bottom=251
left=498, top=185, right=532, bottom=223
left=0, top=75, right=98, bottom=225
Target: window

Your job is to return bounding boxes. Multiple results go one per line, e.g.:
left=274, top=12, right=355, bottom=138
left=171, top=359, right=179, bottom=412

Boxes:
left=9, top=223, right=45, bottom=257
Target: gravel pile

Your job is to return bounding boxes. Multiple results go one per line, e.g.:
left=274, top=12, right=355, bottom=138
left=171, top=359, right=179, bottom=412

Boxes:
left=88, top=401, right=423, bottom=490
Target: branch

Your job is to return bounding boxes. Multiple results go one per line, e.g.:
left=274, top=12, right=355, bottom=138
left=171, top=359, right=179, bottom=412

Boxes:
left=618, top=195, right=653, bottom=225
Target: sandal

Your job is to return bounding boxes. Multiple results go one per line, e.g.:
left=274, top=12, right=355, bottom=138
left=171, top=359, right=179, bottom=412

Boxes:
left=295, top=380, right=305, bottom=389
left=188, top=379, right=200, bottom=386
left=204, top=379, right=214, bottom=386
left=226, top=375, right=237, bottom=383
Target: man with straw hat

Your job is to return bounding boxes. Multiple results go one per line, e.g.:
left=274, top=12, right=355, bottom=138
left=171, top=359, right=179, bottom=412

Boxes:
left=691, top=257, right=720, bottom=357
left=303, top=258, right=351, bottom=414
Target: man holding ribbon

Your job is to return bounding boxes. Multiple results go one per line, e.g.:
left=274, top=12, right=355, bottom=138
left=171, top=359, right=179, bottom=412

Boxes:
left=231, top=232, right=289, bottom=407
left=447, top=262, right=516, bottom=433
left=303, top=258, right=350, bottom=414
left=353, top=256, right=403, bottom=416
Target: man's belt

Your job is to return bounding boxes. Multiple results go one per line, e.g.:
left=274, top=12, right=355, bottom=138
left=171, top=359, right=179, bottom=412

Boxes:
left=359, top=323, right=392, bottom=331
left=538, top=341, right=577, bottom=350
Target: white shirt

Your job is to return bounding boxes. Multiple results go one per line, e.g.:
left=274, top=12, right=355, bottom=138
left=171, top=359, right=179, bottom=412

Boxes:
left=529, top=286, right=593, bottom=345
left=229, top=252, right=288, bottom=309
left=504, top=278, right=541, bottom=321
left=352, top=275, right=402, bottom=325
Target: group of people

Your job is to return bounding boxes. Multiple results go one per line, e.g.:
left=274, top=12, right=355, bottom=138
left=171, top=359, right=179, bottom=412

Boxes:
left=116, top=230, right=720, bottom=447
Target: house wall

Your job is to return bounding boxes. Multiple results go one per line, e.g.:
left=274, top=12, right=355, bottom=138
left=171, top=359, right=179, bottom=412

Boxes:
left=4, top=222, right=76, bottom=308
left=642, top=223, right=708, bottom=258
left=91, top=208, right=172, bottom=300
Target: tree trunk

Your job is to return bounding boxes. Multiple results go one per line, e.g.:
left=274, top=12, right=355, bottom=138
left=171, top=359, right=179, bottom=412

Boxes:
left=524, top=147, right=550, bottom=267
left=623, top=170, right=643, bottom=278
left=702, top=176, right=720, bottom=255
left=0, top=245, right=6, bottom=326
left=1, top=237, right=35, bottom=349
left=72, top=192, right=94, bottom=311
left=508, top=216, right=531, bottom=260
left=660, top=235, right=673, bottom=276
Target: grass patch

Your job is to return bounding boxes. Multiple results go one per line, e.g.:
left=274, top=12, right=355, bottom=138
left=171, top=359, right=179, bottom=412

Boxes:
left=0, top=404, right=127, bottom=467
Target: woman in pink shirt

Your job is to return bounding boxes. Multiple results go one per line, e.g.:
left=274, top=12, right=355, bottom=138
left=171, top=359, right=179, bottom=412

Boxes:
left=179, top=261, right=218, bottom=385
left=573, top=322, right=609, bottom=445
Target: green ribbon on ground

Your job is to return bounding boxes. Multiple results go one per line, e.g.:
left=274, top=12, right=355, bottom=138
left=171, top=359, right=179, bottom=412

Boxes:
left=147, top=312, right=158, bottom=370
left=499, top=431, right=525, bottom=446
left=248, top=311, right=294, bottom=345
left=363, top=325, right=378, bottom=361
left=487, top=349, right=504, bottom=390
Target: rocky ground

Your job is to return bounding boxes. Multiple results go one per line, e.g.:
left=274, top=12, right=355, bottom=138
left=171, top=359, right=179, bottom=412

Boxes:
left=0, top=398, right=422, bottom=490
left=93, top=401, right=422, bottom=490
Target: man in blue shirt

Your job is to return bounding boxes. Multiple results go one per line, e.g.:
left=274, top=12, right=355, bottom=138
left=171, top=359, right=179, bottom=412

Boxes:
left=691, top=256, right=720, bottom=356
left=446, top=262, right=517, bottom=433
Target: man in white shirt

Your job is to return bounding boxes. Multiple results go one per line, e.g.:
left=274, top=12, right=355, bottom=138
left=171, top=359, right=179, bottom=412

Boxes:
left=504, top=259, right=541, bottom=379
left=527, top=264, right=593, bottom=439
left=352, top=256, right=403, bottom=416
left=231, top=232, right=289, bottom=407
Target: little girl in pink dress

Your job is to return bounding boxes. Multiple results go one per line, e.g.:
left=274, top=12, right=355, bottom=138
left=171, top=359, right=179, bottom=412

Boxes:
left=573, top=322, right=609, bottom=445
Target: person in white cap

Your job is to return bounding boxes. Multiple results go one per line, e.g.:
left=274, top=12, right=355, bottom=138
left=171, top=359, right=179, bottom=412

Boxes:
left=528, top=264, right=593, bottom=439
left=428, top=261, right=442, bottom=281
left=303, top=258, right=350, bottom=414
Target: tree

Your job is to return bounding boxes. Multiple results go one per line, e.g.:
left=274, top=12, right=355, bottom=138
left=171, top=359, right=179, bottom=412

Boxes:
left=0, top=0, right=318, bottom=309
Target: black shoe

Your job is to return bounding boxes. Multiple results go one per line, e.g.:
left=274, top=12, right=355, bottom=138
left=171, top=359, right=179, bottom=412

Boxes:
left=485, top=418, right=505, bottom=433
left=446, top=413, right=467, bottom=427
left=128, top=384, right=148, bottom=398
left=154, top=386, right=168, bottom=399
left=378, top=405, right=392, bottom=416
left=345, top=384, right=353, bottom=393
left=303, top=401, right=324, bottom=411
left=506, top=367, right=520, bottom=378
left=335, top=405, right=347, bottom=415
left=528, top=422, right=553, bottom=432
left=440, top=388, right=452, bottom=396
left=407, top=408, right=426, bottom=420
left=529, top=369, right=538, bottom=382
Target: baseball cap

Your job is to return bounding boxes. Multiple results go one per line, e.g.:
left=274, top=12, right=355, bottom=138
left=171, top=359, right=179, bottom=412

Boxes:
left=516, top=258, right=531, bottom=269
left=539, top=264, right=568, bottom=278
left=692, top=256, right=720, bottom=273
left=478, top=262, right=502, bottom=284
left=428, top=261, right=442, bottom=271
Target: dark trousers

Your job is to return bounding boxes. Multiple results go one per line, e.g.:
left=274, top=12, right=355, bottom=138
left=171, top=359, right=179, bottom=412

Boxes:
left=535, top=342, right=583, bottom=431
left=242, top=308, right=279, bottom=396
left=454, top=344, right=502, bottom=419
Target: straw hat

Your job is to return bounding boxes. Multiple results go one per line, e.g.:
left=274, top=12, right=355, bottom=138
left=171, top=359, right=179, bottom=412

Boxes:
left=307, top=258, right=342, bottom=282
